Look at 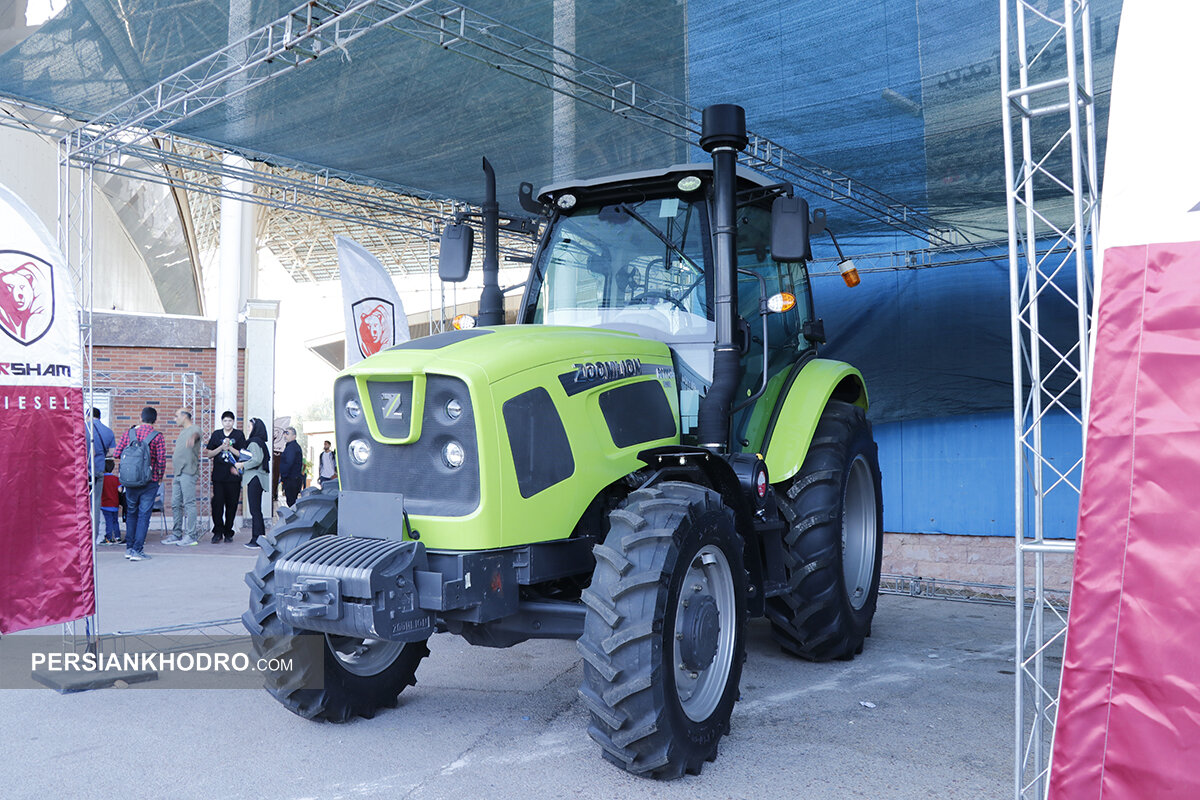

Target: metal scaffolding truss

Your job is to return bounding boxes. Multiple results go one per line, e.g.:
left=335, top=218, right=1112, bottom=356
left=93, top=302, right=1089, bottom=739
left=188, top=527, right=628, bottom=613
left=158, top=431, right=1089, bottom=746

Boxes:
left=805, top=235, right=1083, bottom=277
left=69, top=134, right=538, bottom=279
left=1001, top=1, right=1099, bottom=798
left=60, top=364, right=216, bottom=640
left=2, top=98, right=532, bottom=281
left=62, top=0, right=966, bottom=247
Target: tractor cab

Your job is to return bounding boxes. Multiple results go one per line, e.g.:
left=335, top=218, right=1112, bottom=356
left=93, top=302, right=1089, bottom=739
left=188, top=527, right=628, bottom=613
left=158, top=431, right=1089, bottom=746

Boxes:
left=520, top=164, right=817, bottom=449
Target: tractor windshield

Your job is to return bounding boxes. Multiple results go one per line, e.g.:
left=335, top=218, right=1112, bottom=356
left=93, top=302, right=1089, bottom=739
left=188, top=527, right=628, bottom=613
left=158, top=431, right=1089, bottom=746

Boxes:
left=533, top=197, right=713, bottom=338
left=531, top=191, right=814, bottom=445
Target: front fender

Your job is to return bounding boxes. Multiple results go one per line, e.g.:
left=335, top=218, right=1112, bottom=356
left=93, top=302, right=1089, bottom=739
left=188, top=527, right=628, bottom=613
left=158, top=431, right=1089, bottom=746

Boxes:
left=761, top=359, right=868, bottom=484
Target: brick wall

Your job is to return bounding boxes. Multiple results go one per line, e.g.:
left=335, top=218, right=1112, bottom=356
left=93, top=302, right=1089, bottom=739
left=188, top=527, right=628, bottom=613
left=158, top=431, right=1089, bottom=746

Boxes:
left=93, top=343, right=247, bottom=530
left=882, top=532, right=1074, bottom=593
left=91, top=312, right=249, bottom=531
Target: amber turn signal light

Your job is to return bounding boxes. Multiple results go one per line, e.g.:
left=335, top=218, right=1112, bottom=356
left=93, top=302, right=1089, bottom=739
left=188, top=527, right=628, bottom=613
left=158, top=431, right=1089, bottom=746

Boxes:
left=767, top=292, right=796, bottom=313
left=839, top=259, right=861, bottom=288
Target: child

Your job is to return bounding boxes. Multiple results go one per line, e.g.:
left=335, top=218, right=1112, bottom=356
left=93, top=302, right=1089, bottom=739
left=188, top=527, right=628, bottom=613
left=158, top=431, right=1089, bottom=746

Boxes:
left=100, top=458, right=122, bottom=544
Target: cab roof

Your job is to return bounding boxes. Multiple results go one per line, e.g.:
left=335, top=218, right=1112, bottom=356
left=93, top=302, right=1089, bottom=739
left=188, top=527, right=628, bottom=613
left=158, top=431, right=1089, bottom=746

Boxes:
left=537, top=163, right=791, bottom=206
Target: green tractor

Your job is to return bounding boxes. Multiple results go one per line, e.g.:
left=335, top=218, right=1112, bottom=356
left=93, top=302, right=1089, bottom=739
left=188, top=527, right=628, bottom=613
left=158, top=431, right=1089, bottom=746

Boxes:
left=244, top=105, right=883, bottom=779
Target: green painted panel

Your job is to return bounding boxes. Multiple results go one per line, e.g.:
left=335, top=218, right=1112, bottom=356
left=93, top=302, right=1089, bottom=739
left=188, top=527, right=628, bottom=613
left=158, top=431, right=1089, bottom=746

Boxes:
left=761, top=359, right=867, bottom=484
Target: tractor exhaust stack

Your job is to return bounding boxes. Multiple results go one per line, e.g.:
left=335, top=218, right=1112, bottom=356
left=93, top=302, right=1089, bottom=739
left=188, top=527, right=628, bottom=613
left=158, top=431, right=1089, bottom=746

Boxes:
left=696, top=104, right=748, bottom=452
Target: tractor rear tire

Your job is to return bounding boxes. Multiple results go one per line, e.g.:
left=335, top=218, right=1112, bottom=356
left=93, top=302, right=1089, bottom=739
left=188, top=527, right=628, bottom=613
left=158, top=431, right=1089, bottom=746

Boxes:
left=242, top=487, right=430, bottom=721
left=578, top=482, right=747, bottom=779
left=766, top=400, right=883, bottom=661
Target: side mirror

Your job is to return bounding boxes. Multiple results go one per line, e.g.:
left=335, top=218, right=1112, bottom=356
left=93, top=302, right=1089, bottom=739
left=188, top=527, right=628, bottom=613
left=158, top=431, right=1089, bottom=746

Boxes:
left=770, top=196, right=811, bottom=262
left=438, top=224, right=474, bottom=282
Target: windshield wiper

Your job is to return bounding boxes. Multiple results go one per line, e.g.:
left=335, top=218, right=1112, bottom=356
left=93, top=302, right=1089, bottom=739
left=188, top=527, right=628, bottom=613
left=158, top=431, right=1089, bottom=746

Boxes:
left=616, top=203, right=703, bottom=275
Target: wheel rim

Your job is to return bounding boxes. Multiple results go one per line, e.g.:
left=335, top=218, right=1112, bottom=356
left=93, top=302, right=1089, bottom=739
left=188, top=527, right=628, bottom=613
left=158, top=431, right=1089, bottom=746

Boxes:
left=325, top=635, right=404, bottom=677
left=673, top=543, right=736, bottom=722
left=842, top=455, right=878, bottom=611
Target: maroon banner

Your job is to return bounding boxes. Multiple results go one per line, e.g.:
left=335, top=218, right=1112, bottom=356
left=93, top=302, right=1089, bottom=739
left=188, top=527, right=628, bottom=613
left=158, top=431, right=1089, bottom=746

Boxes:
left=0, top=181, right=92, bottom=633
left=1049, top=241, right=1200, bottom=798
left=0, top=385, right=94, bottom=631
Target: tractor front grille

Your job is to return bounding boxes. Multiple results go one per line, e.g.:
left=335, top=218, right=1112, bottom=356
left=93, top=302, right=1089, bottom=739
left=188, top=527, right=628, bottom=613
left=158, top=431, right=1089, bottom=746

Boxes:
left=335, top=374, right=480, bottom=517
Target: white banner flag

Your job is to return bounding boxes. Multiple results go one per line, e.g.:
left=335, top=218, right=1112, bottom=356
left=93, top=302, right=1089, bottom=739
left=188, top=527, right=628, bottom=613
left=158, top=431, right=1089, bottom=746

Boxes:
left=337, top=235, right=410, bottom=366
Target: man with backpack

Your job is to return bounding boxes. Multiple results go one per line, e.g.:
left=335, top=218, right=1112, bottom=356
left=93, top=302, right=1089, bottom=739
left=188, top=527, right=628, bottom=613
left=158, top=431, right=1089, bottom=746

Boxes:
left=112, top=406, right=166, bottom=561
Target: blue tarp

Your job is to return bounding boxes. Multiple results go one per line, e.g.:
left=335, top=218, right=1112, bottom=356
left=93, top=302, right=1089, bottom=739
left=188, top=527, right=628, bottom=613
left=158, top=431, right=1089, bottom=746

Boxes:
left=877, top=412, right=1081, bottom=538
left=807, top=244, right=1085, bottom=538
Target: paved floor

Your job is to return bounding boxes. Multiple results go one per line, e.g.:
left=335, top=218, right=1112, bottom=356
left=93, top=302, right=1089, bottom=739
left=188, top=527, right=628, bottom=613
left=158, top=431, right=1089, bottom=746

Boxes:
left=1, top=526, right=1025, bottom=799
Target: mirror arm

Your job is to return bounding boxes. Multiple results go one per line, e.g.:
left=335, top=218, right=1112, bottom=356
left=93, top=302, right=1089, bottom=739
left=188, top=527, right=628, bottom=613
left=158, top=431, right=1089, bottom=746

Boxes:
left=826, top=226, right=847, bottom=261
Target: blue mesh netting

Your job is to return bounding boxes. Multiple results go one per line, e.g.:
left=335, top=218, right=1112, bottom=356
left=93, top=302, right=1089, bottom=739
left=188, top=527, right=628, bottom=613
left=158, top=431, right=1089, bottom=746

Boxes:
left=0, top=0, right=1121, bottom=235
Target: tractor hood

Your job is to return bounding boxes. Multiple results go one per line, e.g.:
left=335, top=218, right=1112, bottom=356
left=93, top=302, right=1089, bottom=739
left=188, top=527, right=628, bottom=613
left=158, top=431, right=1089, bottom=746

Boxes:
left=344, top=325, right=674, bottom=386
left=333, top=324, right=682, bottom=551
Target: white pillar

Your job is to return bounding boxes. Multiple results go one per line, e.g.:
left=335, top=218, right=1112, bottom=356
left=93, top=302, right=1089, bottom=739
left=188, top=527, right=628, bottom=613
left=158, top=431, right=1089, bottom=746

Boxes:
left=243, top=298, right=279, bottom=521
left=217, top=0, right=255, bottom=416
left=216, top=155, right=255, bottom=415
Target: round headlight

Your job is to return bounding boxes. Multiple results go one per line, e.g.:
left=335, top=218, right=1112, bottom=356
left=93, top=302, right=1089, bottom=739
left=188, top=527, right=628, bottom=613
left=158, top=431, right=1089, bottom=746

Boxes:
left=348, top=438, right=371, bottom=466
left=445, top=398, right=463, bottom=420
left=676, top=175, right=702, bottom=193
left=556, top=193, right=577, bottom=211
left=345, top=398, right=361, bottom=421
left=442, top=441, right=465, bottom=469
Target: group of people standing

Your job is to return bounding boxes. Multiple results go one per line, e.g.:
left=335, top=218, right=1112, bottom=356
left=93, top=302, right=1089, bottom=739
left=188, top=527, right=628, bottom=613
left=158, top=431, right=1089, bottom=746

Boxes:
left=200, top=412, right=273, bottom=548
left=87, top=407, right=316, bottom=559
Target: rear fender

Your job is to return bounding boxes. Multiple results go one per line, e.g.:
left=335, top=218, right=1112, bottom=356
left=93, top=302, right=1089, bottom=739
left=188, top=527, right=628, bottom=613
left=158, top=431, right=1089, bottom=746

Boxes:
left=762, top=359, right=867, bottom=484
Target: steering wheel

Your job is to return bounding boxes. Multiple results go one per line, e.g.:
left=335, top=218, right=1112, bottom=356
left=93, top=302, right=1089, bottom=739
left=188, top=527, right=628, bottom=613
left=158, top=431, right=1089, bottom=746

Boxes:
left=628, top=291, right=689, bottom=313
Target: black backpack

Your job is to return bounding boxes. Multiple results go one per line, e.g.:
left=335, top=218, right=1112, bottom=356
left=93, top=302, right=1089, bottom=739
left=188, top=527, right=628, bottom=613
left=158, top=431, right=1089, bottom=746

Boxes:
left=119, top=430, right=160, bottom=488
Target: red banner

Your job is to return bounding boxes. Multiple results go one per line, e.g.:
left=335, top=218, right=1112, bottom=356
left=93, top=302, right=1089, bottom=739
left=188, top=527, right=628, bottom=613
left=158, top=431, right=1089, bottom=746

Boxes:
left=0, top=386, right=94, bottom=631
left=0, top=182, right=92, bottom=633
left=1049, top=241, right=1200, bottom=798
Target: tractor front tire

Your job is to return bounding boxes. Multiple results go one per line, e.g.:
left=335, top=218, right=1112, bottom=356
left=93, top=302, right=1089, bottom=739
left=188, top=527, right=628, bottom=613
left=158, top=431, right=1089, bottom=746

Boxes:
left=242, top=487, right=430, bottom=721
left=578, top=482, right=747, bottom=779
left=767, top=400, right=883, bottom=661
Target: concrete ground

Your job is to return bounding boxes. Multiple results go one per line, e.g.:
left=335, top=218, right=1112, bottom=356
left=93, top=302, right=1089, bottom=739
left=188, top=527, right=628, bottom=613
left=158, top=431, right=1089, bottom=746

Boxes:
left=1, top=525, right=1023, bottom=800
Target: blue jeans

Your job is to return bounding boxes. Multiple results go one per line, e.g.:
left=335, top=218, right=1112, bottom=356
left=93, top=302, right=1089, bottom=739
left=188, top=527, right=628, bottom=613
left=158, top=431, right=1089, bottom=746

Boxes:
left=101, top=508, right=120, bottom=541
left=125, top=482, right=158, bottom=555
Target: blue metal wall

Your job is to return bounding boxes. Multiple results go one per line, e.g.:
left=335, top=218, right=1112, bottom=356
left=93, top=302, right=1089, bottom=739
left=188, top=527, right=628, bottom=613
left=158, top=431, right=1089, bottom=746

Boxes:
left=876, top=411, right=1081, bottom=538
